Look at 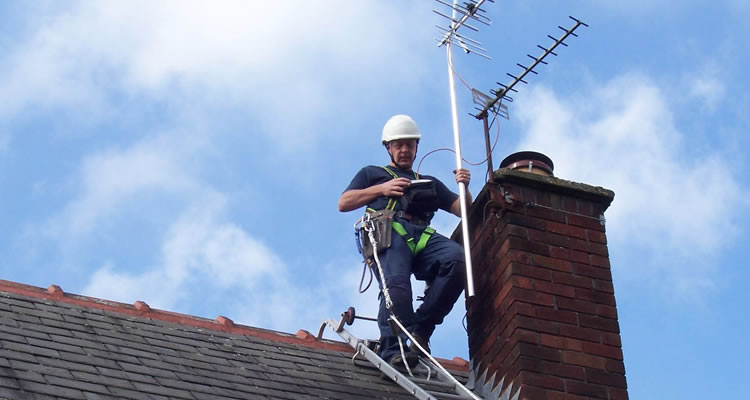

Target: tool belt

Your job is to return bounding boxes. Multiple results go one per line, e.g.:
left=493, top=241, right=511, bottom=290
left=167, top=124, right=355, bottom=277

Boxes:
left=359, top=209, right=435, bottom=260
left=360, top=209, right=395, bottom=260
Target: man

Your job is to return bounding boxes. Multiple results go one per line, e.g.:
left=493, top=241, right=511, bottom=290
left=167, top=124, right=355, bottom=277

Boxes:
left=338, top=114, right=471, bottom=368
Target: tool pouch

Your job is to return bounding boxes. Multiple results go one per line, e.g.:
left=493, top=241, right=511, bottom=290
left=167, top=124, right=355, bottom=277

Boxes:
left=361, top=209, right=395, bottom=259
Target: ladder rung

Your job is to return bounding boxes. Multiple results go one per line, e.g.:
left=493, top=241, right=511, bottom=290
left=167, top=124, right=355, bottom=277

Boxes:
left=412, top=377, right=457, bottom=389
left=427, top=390, right=475, bottom=400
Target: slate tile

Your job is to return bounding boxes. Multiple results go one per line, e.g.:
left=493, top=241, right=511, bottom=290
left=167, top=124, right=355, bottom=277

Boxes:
left=160, top=354, right=217, bottom=371
left=279, top=368, right=338, bottom=384
left=38, top=357, right=99, bottom=375
left=256, top=357, right=299, bottom=370
left=11, top=305, right=63, bottom=321
left=9, top=359, right=74, bottom=380
left=0, top=316, right=19, bottom=328
left=162, top=333, right=220, bottom=350
left=59, top=351, right=120, bottom=370
left=27, top=337, right=85, bottom=355
left=116, top=362, right=174, bottom=381
left=131, top=381, right=194, bottom=399
left=83, top=391, right=120, bottom=400
left=225, top=359, right=284, bottom=375
left=197, top=347, right=254, bottom=363
left=89, top=329, right=147, bottom=347
left=0, top=330, right=26, bottom=345
left=39, top=317, right=98, bottom=334
left=0, top=387, right=34, bottom=400
left=140, top=357, right=195, bottom=375
left=108, top=386, right=170, bottom=400
left=0, top=340, right=60, bottom=359
left=0, top=375, right=20, bottom=390
left=49, top=333, right=106, bottom=351
left=44, top=375, right=110, bottom=395
left=209, top=364, right=269, bottom=381
left=20, top=381, right=85, bottom=398
left=7, top=312, right=41, bottom=325
left=73, top=370, right=137, bottom=389
left=155, top=376, right=230, bottom=396
left=143, top=337, right=196, bottom=353
left=172, top=371, right=240, bottom=391
left=18, top=320, right=73, bottom=337
left=0, top=297, right=36, bottom=310
left=0, top=322, right=50, bottom=341
left=103, top=343, right=161, bottom=361
left=228, top=381, right=301, bottom=400
left=0, top=349, right=37, bottom=365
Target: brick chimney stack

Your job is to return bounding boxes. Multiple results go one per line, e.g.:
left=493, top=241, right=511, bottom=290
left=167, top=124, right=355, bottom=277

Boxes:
left=463, top=153, right=627, bottom=400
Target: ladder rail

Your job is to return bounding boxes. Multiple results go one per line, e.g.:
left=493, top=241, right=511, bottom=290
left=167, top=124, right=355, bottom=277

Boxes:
left=322, top=319, right=439, bottom=400
left=321, top=318, right=481, bottom=400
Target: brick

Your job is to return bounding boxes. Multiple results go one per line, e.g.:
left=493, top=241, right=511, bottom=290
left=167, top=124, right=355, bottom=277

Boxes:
left=561, top=351, right=605, bottom=369
left=547, top=221, right=587, bottom=240
left=586, top=368, right=627, bottom=388
left=540, top=334, right=583, bottom=352
left=605, top=359, right=626, bottom=374
left=525, top=204, right=566, bottom=223
left=596, top=304, right=618, bottom=319
left=583, top=342, right=623, bottom=360
left=573, top=263, right=612, bottom=281
left=601, top=332, right=623, bottom=347
left=559, top=324, right=601, bottom=343
left=590, top=254, right=611, bottom=268
left=552, top=271, right=593, bottom=289
left=517, top=370, right=564, bottom=391
left=567, top=213, right=606, bottom=232
left=529, top=229, right=571, bottom=249
left=508, top=263, right=553, bottom=282
left=531, top=254, right=573, bottom=273
left=593, top=279, right=615, bottom=293
left=534, top=280, right=575, bottom=298
left=609, top=387, right=630, bottom=400
left=587, top=230, right=607, bottom=244
left=556, top=297, right=596, bottom=315
left=579, top=315, right=620, bottom=333
left=517, top=356, right=585, bottom=380
left=575, top=288, right=616, bottom=306
left=545, top=389, right=596, bottom=400
left=565, top=379, right=608, bottom=399
left=534, top=306, right=579, bottom=325
left=505, top=213, right=549, bottom=232
left=517, top=343, right=561, bottom=363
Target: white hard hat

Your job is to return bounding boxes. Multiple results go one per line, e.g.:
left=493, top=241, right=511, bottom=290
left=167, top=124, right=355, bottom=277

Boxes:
left=381, top=114, right=421, bottom=144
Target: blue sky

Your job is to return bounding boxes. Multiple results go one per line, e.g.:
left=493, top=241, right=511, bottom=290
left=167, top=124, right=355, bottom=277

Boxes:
left=1, top=1, right=748, bottom=398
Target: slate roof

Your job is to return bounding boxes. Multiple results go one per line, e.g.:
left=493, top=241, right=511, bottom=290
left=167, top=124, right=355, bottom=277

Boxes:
left=0, top=280, right=469, bottom=400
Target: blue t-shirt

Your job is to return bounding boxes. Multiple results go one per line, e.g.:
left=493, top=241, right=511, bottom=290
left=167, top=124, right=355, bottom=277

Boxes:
left=344, top=165, right=458, bottom=216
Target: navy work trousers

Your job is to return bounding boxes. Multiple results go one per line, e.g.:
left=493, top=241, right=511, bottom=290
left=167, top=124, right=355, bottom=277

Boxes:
left=374, top=218, right=466, bottom=361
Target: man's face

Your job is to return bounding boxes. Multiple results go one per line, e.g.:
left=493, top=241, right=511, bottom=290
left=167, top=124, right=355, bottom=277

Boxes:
left=387, top=139, right=418, bottom=169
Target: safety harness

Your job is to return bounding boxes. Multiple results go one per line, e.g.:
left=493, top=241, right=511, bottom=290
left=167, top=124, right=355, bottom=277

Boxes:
left=372, top=166, right=434, bottom=257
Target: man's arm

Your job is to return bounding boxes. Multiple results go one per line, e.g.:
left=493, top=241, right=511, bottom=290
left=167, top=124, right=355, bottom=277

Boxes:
left=449, top=168, right=472, bottom=217
left=338, top=177, right=412, bottom=212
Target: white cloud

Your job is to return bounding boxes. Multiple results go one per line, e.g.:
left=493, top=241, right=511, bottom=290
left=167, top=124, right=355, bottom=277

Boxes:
left=515, top=73, right=746, bottom=296
left=685, top=62, right=726, bottom=112
left=0, top=1, right=435, bottom=150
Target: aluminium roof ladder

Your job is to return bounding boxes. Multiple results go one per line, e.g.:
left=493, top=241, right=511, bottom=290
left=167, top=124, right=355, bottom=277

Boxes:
left=318, top=308, right=482, bottom=400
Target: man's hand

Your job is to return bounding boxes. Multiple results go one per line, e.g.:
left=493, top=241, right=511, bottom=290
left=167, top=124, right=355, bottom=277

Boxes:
left=450, top=168, right=472, bottom=217
left=454, top=168, right=471, bottom=185
left=338, top=177, right=411, bottom=212
left=380, top=177, right=411, bottom=197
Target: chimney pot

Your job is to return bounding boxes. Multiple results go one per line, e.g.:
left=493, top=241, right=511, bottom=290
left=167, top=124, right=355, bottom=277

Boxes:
left=500, top=151, right=554, bottom=176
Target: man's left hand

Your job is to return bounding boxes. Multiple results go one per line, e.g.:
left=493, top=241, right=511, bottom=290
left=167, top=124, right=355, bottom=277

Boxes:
left=454, top=168, right=471, bottom=185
